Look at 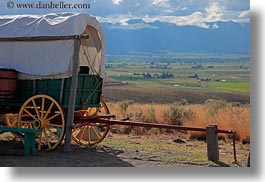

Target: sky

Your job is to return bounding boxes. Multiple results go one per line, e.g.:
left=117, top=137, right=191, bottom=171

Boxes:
left=93, top=0, right=250, bottom=29
left=0, top=0, right=250, bottom=30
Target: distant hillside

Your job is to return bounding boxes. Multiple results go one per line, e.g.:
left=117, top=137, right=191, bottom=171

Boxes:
left=101, top=21, right=250, bottom=55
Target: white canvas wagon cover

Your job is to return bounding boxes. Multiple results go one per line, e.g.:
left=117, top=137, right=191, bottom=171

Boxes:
left=0, top=12, right=105, bottom=79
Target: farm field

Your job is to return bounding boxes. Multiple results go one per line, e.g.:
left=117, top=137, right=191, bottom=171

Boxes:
left=103, top=86, right=250, bottom=104
left=104, top=54, right=250, bottom=95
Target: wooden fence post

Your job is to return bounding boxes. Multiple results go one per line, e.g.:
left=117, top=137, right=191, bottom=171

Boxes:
left=206, top=125, right=219, bottom=162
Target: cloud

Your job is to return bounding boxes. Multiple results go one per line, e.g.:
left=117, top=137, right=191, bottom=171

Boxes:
left=238, top=10, right=250, bottom=18
left=151, top=0, right=170, bottom=7
left=97, top=14, right=159, bottom=30
left=143, top=12, right=210, bottom=29
left=92, top=0, right=250, bottom=30
left=112, top=0, right=122, bottom=5
left=107, top=23, right=158, bottom=30
left=212, top=23, right=219, bottom=29
left=205, top=1, right=224, bottom=22
left=97, top=14, right=134, bottom=24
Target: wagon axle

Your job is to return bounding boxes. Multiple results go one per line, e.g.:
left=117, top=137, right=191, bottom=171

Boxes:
left=72, top=114, right=116, bottom=129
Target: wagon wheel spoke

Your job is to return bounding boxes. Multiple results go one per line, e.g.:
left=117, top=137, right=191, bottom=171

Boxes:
left=27, top=123, right=33, bottom=129
left=19, top=120, right=35, bottom=129
left=78, top=126, right=87, bottom=143
left=23, top=108, right=38, bottom=121
left=38, top=132, right=42, bottom=150
left=72, top=100, right=110, bottom=146
left=31, top=99, right=41, bottom=120
left=4, top=114, right=27, bottom=143
left=43, top=102, right=55, bottom=120
left=41, top=97, right=45, bottom=119
left=86, top=108, right=95, bottom=116
left=91, top=126, right=102, bottom=140
left=18, top=94, right=65, bottom=151
left=46, top=112, right=61, bottom=122
left=10, top=121, right=17, bottom=127
left=5, top=114, right=18, bottom=127
left=46, top=127, right=60, bottom=140
left=87, top=126, right=91, bottom=144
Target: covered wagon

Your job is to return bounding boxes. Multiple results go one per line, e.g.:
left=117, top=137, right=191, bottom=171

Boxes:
left=0, top=12, right=112, bottom=152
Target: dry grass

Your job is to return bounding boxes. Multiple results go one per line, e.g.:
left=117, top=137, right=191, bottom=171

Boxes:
left=107, top=100, right=250, bottom=142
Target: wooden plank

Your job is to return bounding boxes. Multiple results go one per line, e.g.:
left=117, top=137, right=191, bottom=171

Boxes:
left=63, top=39, right=81, bottom=153
left=0, top=35, right=89, bottom=42
left=206, top=125, right=219, bottom=162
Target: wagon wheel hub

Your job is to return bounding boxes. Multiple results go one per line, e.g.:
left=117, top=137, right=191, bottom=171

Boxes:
left=33, top=120, right=42, bottom=129
left=39, top=119, right=50, bottom=129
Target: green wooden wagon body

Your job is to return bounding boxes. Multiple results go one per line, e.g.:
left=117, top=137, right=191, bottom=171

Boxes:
left=0, top=74, right=103, bottom=111
left=17, top=74, right=102, bottom=109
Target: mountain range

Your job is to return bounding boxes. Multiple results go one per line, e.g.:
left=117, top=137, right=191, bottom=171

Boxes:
left=101, top=20, right=250, bottom=55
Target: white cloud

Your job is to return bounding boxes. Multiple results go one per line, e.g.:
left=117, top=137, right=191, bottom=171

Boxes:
left=238, top=10, right=250, bottom=18
left=112, top=0, right=122, bottom=5
left=212, top=23, right=219, bottom=29
left=97, top=14, right=134, bottom=24
left=151, top=0, right=170, bottom=7
left=205, top=1, right=224, bottom=22
left=108, top=23, right=158, bottom=30
left=179, top=7, right=188, bottom=11
left=94, top=0, right=249, bottom=30
left=206, top=1, right=225, bottom=14
left=143, top=12, right=210, bottom=29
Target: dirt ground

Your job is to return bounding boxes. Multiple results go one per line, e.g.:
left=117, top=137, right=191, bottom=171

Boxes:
left=0, top=132, right=250, bottom=167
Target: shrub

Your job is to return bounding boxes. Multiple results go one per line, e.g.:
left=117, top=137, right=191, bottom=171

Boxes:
left=144, top=107, right=157, bottom=123
left=134, top=109, right=144, bottom=120
left=179, top=99, right=188, bottom=106
left=204, top=99, right=228, bottom=116
left=118, top=100, right=134, bottom=117
left=128, top=109, right=144, bottom=120
left=163, top=105, right=194, bottom=125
